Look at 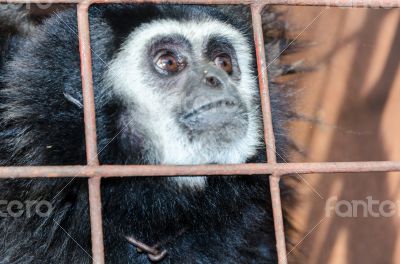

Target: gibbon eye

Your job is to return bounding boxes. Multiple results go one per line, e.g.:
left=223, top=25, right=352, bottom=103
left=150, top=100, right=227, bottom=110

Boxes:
left=155, top=52, right=185, bottom=74
left=214, top=54, right=233, bottom=74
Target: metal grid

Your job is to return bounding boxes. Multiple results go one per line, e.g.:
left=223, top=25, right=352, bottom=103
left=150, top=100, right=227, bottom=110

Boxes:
left=0, top=0, right=400, bottom=263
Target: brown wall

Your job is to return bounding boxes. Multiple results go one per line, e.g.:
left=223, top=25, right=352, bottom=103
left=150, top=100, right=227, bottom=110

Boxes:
left=283, top=6, right=400, bottom=264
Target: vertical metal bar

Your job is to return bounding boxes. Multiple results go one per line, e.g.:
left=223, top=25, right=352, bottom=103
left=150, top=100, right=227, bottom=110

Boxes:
left=88, top=177, right=105, bottom=264
left=251, top=4, right=287, bottom=264
left=251, top=4, right=277, bottom=164
left=270, top=174, right=288, bottom=264
left=77, top=3, right=105, bottom=264
left=77, top=3, right=99, bottom=164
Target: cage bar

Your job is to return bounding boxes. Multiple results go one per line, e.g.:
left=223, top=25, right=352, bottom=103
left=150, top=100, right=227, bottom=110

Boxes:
left=270, top=174, right=288, bottom=264
left=0, top=161, right=399, bottom=178
left=251, top=4, right=288, bottom=263
left=251, top=4, right=277, bottom=164
left=77, top=3, right=105, bottom=263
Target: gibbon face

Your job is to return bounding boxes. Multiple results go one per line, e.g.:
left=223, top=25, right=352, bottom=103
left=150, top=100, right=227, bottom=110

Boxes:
left=107, top=19, right=261, bottom=187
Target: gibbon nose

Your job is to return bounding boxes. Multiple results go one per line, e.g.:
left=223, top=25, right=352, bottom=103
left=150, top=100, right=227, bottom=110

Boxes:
left=202, top=65, right=227, bottom=89
left=205, top=75, right=222, bottom=88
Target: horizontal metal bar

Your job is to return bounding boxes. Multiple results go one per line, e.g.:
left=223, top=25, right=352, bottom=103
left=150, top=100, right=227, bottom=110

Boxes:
left=0, top=161, right=399, bottom=179
left=0, top=0, right=398, bottom=8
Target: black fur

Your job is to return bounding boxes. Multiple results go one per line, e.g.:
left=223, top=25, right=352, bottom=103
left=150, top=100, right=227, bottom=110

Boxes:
left=0, top=5, right=293, bottom=263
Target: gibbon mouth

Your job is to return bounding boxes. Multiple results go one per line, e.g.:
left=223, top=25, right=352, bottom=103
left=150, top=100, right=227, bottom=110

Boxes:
left=182, top=99, right=239, bottom=120
left=179, top=98, right=243, bottom=131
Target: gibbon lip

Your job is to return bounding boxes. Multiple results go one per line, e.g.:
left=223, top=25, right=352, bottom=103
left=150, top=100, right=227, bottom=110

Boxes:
left=182, top=99, right=238, bottom=120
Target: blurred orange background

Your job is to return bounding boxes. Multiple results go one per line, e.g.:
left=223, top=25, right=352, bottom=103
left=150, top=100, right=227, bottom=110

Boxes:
left=282, top=6, right=400, bottom=264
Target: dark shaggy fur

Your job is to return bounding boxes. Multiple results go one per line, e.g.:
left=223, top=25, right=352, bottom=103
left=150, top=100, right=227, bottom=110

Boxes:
left=0, top=4, right=295, bottom=263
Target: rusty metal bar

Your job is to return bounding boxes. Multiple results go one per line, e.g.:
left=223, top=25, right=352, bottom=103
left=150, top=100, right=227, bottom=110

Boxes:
left=270, top=175, right=287, bottom=264
left=77, top=3, right=105, bottom=264
left=252, top=3, right=277, bottom=164
left=0, top=161, right=399, bottom=178
left=251, top=4, right=286, bottom=263
left=87, top=177, right=104, bottom=263
left=78, top=3, right=99, bottom=165
left=0, top=0, right=399, bottom=8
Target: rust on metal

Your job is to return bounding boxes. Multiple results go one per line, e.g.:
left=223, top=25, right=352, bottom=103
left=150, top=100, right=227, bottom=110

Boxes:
left=77, top=3, right=105, bottom=264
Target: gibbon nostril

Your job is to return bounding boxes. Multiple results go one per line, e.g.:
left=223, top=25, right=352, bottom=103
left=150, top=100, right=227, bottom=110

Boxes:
left=205, top=76, right=222, bottom=88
